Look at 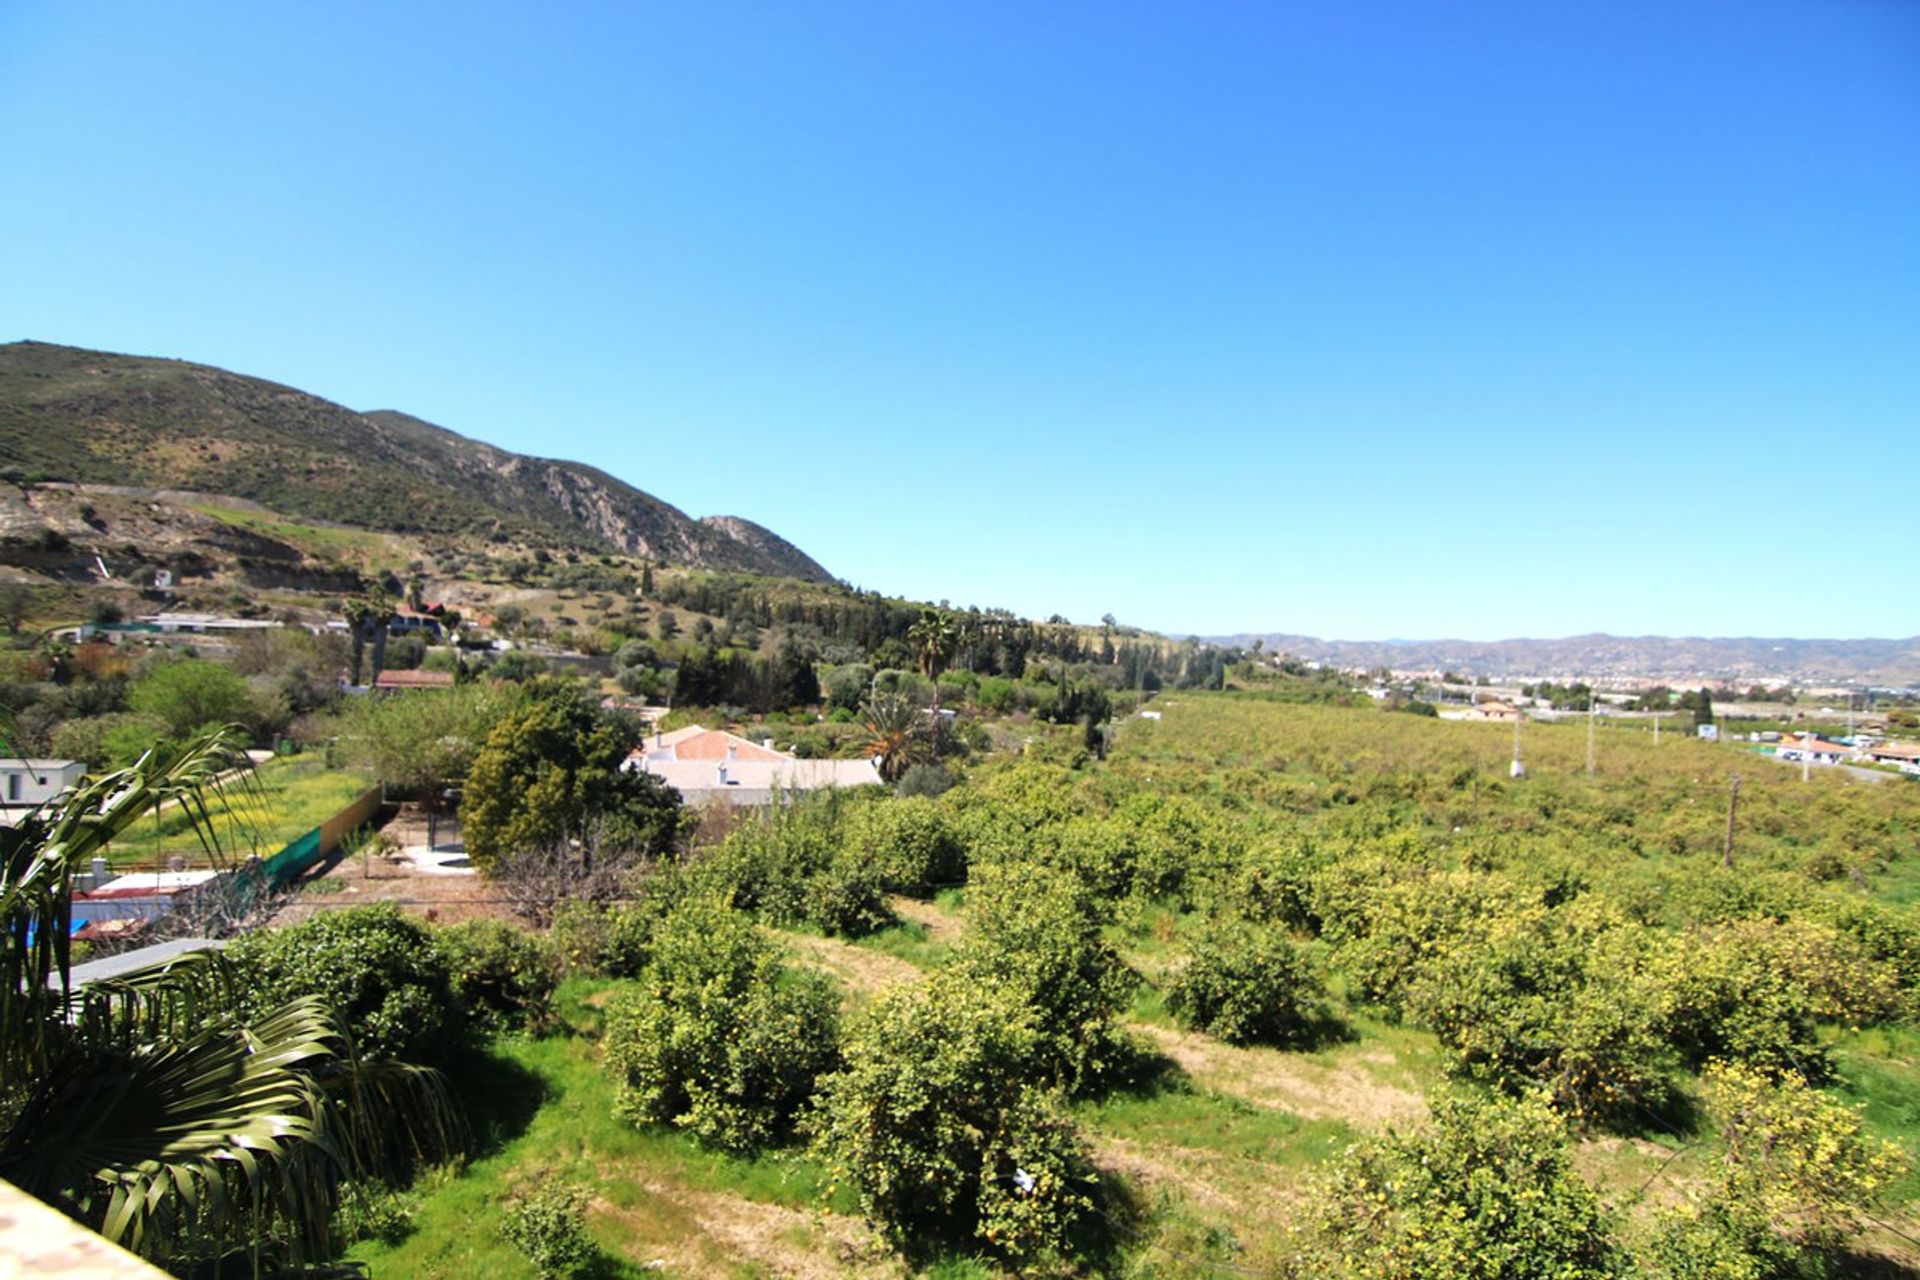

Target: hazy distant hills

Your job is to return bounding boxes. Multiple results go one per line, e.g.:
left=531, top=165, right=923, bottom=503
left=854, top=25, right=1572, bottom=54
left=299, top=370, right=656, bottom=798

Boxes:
left=1214, top=632, right=1920, bottom=686
left=0, top=341, right=832, bottom=581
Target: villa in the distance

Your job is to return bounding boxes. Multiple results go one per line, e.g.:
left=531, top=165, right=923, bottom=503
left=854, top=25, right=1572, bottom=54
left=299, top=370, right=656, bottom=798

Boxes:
left=623, top=726, right=883, bottom=806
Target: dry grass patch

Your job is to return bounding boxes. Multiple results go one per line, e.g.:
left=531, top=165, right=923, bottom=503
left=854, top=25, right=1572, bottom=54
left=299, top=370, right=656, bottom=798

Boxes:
left=779, top=930, right=923, bottom=1002
left=1130, top=1022, right=1424, bottom=1129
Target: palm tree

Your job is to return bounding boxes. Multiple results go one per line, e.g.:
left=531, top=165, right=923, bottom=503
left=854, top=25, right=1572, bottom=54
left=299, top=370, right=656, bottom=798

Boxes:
left=861, top=689, right=922, bottom=785
left=0, top=728, right=454, bottom=1273
left=906, top=609, right=956, bottom=755
left=343, top=588, right=396, bottom=688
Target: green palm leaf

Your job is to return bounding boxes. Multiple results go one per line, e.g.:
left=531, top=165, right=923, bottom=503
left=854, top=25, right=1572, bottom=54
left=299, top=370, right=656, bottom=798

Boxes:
left=2, top=995, right=343, bottom=1262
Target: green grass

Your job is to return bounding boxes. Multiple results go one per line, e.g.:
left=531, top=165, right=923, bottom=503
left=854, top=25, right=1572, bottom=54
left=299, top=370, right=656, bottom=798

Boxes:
left=1827, top=1024, right=1920, bottom=1203
left=1079, top=1082, right=1353, bottom=1165
left=347, top=980, right=858, bottom=1280
left=186, top=502, right=395, bottom=558
left=850, top=917, right=952, bottom=970
left=101, top=757, right=375, bottom=865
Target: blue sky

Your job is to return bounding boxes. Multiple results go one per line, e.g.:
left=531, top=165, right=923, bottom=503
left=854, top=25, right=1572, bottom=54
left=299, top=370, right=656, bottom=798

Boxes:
left=3, top=2, right=1915, bottom=640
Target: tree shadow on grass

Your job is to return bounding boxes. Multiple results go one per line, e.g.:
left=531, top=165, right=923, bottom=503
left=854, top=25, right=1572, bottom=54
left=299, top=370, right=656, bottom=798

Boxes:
left=1824, top=1249, right=1920, bottom=1280
left=445, top=1043, right=551, bottom=1162
left=1593, top=1081, right=1701, bottom=1144
left=1097, top=1037, right=1195, bottom=1101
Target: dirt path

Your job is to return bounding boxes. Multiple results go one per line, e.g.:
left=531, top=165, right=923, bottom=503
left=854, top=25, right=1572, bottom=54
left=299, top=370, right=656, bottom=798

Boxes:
left=779, top=931, right=922, bottom=998
left=885, top=895, right=963, bottom=944
left=604, top=1178, right=905, bottom=1280
left=1130, top=1022, right=1425, bottom=1130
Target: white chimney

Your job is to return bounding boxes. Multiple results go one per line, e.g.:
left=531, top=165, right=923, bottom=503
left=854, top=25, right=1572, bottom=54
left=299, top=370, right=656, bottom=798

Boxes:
left=717, top=762, right=729, bottom=785
left=762, top=738, right=775, bottom=751
left=726, top=743, right=737, bottom=761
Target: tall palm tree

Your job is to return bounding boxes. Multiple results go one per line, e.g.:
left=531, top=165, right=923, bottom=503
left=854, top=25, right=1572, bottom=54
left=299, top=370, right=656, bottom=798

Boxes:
left=906, top=609, right=956, bottom=754
left=343, top=588, right=395, bottom=688
left=0, top=728, right=454, bottom=1273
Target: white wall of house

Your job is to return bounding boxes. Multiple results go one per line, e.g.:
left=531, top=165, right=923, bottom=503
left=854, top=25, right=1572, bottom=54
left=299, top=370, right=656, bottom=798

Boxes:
left=0, top=759, right=84, bottom=808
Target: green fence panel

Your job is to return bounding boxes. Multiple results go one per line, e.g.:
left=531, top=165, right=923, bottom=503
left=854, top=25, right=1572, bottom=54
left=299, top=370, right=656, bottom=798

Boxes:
left=262, top=828, right=324, bottom=886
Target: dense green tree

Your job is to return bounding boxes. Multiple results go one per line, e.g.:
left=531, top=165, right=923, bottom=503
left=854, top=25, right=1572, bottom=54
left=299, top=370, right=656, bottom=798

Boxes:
left=604, top=898, right=838, bottom=1152
left=1301, top=1090, right=1626, bottom=1279
left=951, top=863, right=1134, bottom=1092
left=343, top=588, right=396, bottom=687
left=336, top=682, right=504, bottom=848
left=225, top=903, right=464, bottom=1064
left=461, top=683, right=683, bottom=872
left=809, top=974, right=1100, bottom=1264
left=127, top=656, right=254, bottom=739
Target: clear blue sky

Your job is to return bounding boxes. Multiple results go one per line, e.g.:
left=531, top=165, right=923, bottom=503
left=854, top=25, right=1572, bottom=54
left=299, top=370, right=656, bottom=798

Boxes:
left=3, top=2, right=1915, bottom=640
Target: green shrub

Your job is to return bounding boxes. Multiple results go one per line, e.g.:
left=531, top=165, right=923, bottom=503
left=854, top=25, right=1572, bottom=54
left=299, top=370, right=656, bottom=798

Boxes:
left=435, top=919, right=556, bottom=1034
left=809, top=974, right=1099, bottom=1264
left=502, top=1182, right=594, bottom=1279
left=895, top=762, right=955, bottom=798
left=1165, top=918, right=1331, bottom=1047
left=226, top=903, right=461, bottom=1062
left=1404, top=899, right=1674, bottom=1126
left=1300, top=1089, right=1626, bottom=1279
left=805, top=856, right=894, bottom=938
left=547, top=901, right=614, bottom=976
left=842, top=796, right=965, bottom=897
left=331, top=1181, right=415, bottom=1247
left=1641, top=1062, right=1910, bottom=1275
left=951, top=864, right=1134, bottom=1092
left=1642, top=922, right=1832, bottom=1078
left=603, top=898, right=839, bottom=1152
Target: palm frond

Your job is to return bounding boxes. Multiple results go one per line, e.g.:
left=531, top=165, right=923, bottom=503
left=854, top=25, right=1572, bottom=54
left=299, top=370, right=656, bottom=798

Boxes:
left=1, top=727, right=248, bottom=1085
left=0, top=995, right=345, bottom=1263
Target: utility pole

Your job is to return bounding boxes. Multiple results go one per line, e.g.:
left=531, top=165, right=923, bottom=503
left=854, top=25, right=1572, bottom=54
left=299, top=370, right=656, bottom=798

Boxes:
left=1803, top=730, right=1812, bottom=784
left=1510, top=716, right=1526, bottom=779
left=1587, top=687, right=1598, bottom=777
left=1723, top=772, right=1741, bottom=869
left=1653, top=712, right=1661, bottom=745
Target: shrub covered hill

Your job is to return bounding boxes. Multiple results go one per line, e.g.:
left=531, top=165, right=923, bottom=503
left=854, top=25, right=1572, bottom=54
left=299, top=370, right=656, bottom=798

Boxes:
left=0, top=340, right=831, bottom=580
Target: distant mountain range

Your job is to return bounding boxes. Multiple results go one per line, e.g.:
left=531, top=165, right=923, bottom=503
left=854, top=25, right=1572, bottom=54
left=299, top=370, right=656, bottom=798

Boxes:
left=0, top=341, right=832, bottom=581
left=1213, top=632, right=1920, bottom=687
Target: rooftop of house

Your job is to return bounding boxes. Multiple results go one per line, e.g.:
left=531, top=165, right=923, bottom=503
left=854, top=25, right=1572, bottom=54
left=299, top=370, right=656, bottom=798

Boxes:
left=373, top=669, right=455, bottom=690
left=0, top=758, right=83, bottom=771
left=625, top=725, right=884, bottom=800
left=78, top=870, right=220, bottom=900
left=633, top=726, right=788, bottom=764
left=639, top=755, right=886, bottom=798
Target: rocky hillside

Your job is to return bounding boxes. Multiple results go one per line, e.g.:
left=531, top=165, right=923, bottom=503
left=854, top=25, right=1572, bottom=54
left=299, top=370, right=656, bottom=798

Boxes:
left=0, top=341, right=832, bottom=581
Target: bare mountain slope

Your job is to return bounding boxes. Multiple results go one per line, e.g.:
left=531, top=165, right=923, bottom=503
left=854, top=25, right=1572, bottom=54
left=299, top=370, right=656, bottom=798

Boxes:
left=0, top=341, right=831, bottom=580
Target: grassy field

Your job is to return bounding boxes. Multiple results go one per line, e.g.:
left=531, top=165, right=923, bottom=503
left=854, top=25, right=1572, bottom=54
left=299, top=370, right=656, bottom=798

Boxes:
left=101, top=756, right=376, bottom=866
left=186, top=502, right=399, bottom=563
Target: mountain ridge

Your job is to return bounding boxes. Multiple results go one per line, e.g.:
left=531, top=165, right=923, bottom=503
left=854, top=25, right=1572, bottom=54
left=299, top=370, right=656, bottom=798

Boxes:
left=0, top=341, right=832, bottom=581
left=1212, top=630, right=1920, bottom=686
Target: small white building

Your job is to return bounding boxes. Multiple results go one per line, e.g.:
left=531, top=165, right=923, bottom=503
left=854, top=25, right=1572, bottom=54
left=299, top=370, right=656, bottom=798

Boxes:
left=1776, top=734, right=1852, bottom=766
left=72, top=870, right=222, bottom=931
left=0, top=758, right=84, bottom=822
